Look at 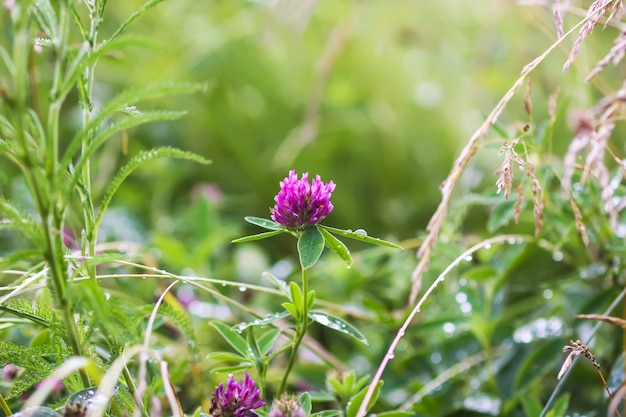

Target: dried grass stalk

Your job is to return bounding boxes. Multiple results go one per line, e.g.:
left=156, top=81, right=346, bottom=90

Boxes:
left=586, top=31, right=626, bottom=81
left=563, top=0, right=624, bottom=71
left=570, top=198, right=590, bottom=246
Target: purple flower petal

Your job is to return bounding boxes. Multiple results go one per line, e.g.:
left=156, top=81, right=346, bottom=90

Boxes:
left=271, top=170, right=335, bottom=229
left=210, top=373, right=265, bottom=417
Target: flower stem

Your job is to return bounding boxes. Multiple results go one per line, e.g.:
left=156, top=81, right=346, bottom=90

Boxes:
left=0, top=393, right=12, bottom=416
left=278, top=268, right=310, bottom=396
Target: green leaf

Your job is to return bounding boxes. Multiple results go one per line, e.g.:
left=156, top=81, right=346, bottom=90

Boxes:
left=233, top=312, right=290, bottom=333
left=61, top=82, right=207, bottom=171
left=244, top=216, right=286, bottom=231
left=32, top=0, right=58, bottom=42
left=318, top=225, right=402, bottom=249
left=289, top=282, right=303, bottom=311
left=487, top=200, right=517, bottom=232
left=206, top=352, right=249, bottom=362
left=311, top=412, right=341, bottom=417
left=209, top=322, right=251, bottom=358
left=13, top=407, right=61, bottom=417
left=108, top=0, right=167, bottom=43
left=520, top=394, right=542, bottom=417
left=375, top=412, right=415, bottom=417
left=282, top=302, right=300, bottom=320
left=211, top=364, right=254, bottom=374
left=93, top=147, right=209, bottom=232
left=0, top=198, right=44, bottom=248
left=545, top=393, right=570, bottom=417
left=309, top=311, right=368, bottom=345
left=261, top=272, right=290, bottom=296
left=257, top=328, right=282, bottom=356
left=298, top=226, right=325, bottom=269
left=299, top=392, right=312, bottom=415
left=232, top=230, right=285, bottom=243
left=66, top=111, right=191, bottom=192
left=66, top=386, right=117, bottom=408
left=346, top=381, right=383, bottom=417
left=319, top=226, right=352, bottom=266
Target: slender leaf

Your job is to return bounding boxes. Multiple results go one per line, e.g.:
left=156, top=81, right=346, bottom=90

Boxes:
left=232, top=230, right=285, bottom=243
left=244, top=216, right=285, bottom=231
left=0, top=198, right=43, bottom=247
left=299, top=392, right=312, bottom=416
left=289, top=282, right=303, bottom=311
left=0, top=45, right=15, bottom=76
left=66, top=110, right=188, bottom=193
left=298, top=226, right=325, bottom=269
left=33, top=0, right=59, bottom=43
left=311, top=411, right=341, bottom=417
left=233, top=312, right=289, bottom=333
left=211, top=364, right=254, bottom=374
left=346, top=381, right=383, bottom=417
left=61, top=82, right=207, bottom=170
left=12, top=406, right=61, bottom=417
left=60, top=36, right=160, bottom=100
left=66, top=386, right=117, bottom=408
left=261, top=272, right=290, bottom=296
left=521, top=394, right=543, bottom=417
left=282, top=302, right=299, bottom=320
left=93, top=147, right=209, bottom=232
left=206, top=352, right=249, bottom=362
left=108, top=0, right=167, bottom=43
left=319, top=226, right=352, bottom=266
left=318, top=225, right=402, bottom=249
left=309, top=311, right=368, bottom=345
left=209, top=322, right=251, bottom=358
left=257, top=328, right=282, bottom=356
left=375, top=412, right=414, bottom=417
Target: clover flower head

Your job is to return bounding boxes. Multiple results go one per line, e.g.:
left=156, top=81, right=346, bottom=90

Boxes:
left=269, top=395, right=306, bottom=417
left=210, top=373, right=265, bottom=417
left=271, top=170, right=335, bottom=229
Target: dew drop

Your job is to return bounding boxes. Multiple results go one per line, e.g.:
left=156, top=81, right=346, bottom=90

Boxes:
left=464, top=255, right=473, bottom=262
left=387, top=353, right=395, bottom=360
left=346, top=265, right=352, bottom=269
left=239, top=286, right=247, bottom=292
left=507, top=237, right=516, bottom=244
left=354, top=229, right=368, bottom=236
left=221, top=283, right=227, bottom=287
left=484, top=243, right=491, bottom=249
left=552, top=251, right=564, bottom=262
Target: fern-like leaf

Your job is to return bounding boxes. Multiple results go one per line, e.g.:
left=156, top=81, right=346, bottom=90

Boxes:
left=64, top=110, right=187, bottom=198
left=156, top=303, right=200, bottom=359
left=0, top=340, right=70, bottom=399
left=93, top=147, right=209, bottom=232
left=0, top=197, right=44, bottom=248
left=0, top=298, right=58, bottom=328
left=60, top=82, right=207, bottom=171
left=108, top=0, right=167, bottom=43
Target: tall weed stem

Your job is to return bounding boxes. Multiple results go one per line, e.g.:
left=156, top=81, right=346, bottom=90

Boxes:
left=12, top=0, right=88, bottom=387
